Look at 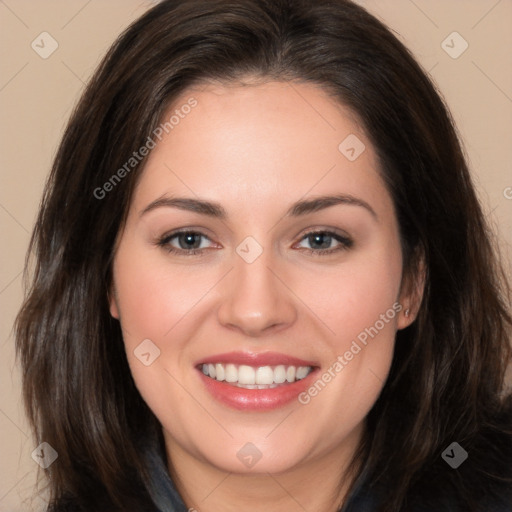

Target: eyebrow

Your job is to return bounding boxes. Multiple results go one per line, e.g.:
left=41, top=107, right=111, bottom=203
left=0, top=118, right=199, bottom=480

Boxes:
left=139, top=193, right=377, bottom=220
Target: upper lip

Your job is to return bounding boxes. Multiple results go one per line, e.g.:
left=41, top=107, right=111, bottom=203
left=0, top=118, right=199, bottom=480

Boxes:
left=196, top=351, right=318, bottom=368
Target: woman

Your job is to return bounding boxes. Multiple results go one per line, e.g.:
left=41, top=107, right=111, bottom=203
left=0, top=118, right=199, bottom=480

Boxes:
left=15, top=0, right=512, bottom=510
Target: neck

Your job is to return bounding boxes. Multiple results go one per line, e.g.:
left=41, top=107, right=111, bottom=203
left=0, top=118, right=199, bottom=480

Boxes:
left=165, top=425, right=365, bottom=512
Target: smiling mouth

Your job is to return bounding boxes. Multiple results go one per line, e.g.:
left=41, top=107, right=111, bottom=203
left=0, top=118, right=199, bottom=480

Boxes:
left=200, top=363, right=314, bottom=389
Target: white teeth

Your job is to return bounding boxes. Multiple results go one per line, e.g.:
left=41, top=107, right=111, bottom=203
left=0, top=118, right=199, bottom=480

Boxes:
left=215, top=363, right=225, bottom=381
left=273, top=365, right=286, bottom=384
left=225, top=363, right=237, bottom=383
left=236, top=383, right=279, bottom=389
left=238, top=365, right=256, bottom=385
left=286, top=366, right=296, bottom=382
left=296, top=366, right=309, bottom=379
left=201, top=363, right=312, bottom=386
left=255, top=366, right=274, bottom=385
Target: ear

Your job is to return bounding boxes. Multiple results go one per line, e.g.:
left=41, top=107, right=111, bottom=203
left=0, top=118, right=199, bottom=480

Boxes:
left=396, top=253, right=426, bottom=330
left=108, top=285, right=120, bottom=320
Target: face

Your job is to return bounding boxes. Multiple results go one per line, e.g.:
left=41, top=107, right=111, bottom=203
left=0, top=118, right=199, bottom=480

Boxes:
left=109, top=80, right=417, bottom=477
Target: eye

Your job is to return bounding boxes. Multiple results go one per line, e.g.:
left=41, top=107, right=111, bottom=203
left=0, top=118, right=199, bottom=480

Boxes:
left=156, top=230, right=215, bottom=255
left=295, top=230, right=353, bottom=256
left=155, top=228, right=353, bottom=257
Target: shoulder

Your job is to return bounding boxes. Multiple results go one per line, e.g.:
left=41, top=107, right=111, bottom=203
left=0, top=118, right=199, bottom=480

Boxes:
left=346, top=424, right=512, bottom=512
left=409, top=426, right=512, bottom=511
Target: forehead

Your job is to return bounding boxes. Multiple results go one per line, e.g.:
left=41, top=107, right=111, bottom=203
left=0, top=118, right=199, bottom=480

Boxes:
left=129, top=80, right=393, bottom=221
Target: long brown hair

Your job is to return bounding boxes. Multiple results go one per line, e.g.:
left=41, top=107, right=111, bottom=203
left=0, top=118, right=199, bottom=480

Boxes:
left=15, top=0, right=512, bottom=510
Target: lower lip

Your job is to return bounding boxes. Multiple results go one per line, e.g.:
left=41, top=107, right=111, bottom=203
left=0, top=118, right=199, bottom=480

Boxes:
left=197, top=369, right=318, bottom=411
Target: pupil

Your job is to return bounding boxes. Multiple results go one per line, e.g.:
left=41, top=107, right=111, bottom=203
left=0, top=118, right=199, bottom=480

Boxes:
left=310, top=233, right=331, bottom=249
left=180, top=233, right=200, bottom=249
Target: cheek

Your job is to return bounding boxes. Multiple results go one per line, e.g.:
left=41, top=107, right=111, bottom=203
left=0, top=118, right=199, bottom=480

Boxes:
left=112, top=249, right=205, bottom=437
left=293, top=244, right=401, bottom=415
left=296, top=247, right=402, bottom=348
left=111, top=247, right=220, bottom=404
left=112, top=247, right=214, bottom=342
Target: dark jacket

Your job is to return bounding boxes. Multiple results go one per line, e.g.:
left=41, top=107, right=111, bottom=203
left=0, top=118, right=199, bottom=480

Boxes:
left=143, top=442, right=512, bottom=512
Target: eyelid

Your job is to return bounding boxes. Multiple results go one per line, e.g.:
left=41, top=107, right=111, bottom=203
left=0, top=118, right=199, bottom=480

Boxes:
left=293, top=225, right=351, bottom=242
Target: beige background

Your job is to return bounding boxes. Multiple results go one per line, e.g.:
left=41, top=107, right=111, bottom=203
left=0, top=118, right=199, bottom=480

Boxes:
left=1, top=1, right=511, bottom=510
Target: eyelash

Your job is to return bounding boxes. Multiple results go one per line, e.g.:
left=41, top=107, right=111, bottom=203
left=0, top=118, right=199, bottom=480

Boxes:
left=155, top=229, right=353, bottom=257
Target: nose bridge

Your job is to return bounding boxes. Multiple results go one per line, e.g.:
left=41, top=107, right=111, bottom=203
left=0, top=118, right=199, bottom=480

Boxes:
left=216, top=243, right=297, bottom=336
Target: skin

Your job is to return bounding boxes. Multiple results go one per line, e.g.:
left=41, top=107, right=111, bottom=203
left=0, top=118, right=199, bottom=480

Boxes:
left=109, top=80, right=422, bottom=512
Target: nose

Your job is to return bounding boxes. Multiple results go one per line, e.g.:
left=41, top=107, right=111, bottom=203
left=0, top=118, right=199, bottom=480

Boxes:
left=216, top=249, right=297, bottom=338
